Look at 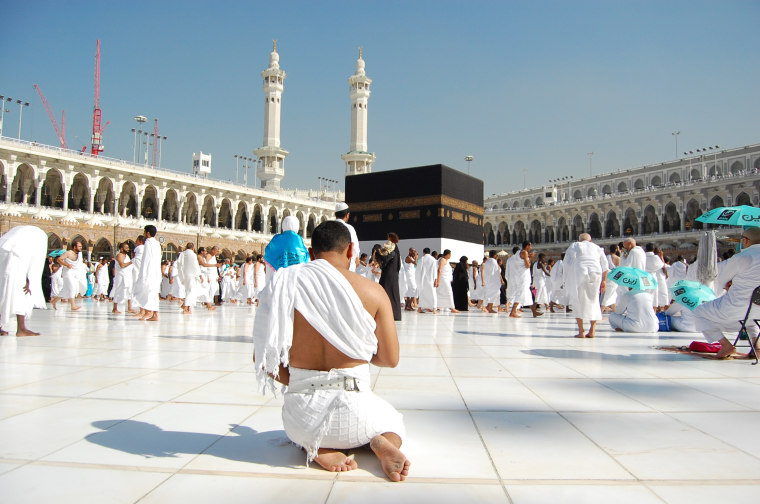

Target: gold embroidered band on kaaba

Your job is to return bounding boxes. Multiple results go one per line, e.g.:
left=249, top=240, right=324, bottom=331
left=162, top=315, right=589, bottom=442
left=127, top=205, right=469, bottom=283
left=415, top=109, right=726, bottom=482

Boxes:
left=350, top=195, right=483, bottom=215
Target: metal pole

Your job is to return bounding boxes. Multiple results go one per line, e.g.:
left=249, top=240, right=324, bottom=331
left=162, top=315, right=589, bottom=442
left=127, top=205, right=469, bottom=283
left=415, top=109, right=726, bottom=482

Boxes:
left=0, top=96, right=5, bottom=137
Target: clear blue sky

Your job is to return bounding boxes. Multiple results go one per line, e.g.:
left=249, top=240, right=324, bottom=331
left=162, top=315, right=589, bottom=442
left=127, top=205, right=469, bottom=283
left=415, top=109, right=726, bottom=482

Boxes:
left=2, top=1, right=758, bottom=195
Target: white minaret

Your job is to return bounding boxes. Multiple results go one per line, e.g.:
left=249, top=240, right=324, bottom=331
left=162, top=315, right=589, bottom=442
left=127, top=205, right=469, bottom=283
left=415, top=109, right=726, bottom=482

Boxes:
left=342, top=48, right=375, bottom=176
left=254, top=40, right=288, bottom=191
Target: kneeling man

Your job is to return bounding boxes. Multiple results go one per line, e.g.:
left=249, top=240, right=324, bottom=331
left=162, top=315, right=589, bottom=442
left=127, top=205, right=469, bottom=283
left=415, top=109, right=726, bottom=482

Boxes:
left=253, top=220, right=410, bottom=481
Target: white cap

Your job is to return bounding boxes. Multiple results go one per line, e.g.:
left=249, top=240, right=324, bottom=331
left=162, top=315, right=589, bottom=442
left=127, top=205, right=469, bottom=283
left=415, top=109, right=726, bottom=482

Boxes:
left=282, top=215, right=299, bottom=232
left=335, top=202, right=349, bottom=212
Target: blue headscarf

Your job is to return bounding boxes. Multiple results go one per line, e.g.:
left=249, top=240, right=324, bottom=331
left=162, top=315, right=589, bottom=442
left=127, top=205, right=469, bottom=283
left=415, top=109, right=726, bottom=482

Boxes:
left=264, top=231, right=309, bottom=270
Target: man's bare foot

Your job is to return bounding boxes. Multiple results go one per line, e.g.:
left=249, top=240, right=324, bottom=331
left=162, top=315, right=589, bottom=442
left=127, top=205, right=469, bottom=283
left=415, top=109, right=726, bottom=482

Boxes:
left=0, top=329, right=8, bottom=336
left=451, top=308, right=460, bottom=313
left=17, top=328, right=40, bottom=337
left=51, top=301, right=57, bottom=310
left=532, top=310, right=543, bottom=318
left=128, top=309, right=139, bottom=314
left=146, top=313, right=159, bottom=322
left=70, top=305, right=81, bottom=311
left=313, top=449, right=358, bottom=472
left=585, top=331, right=595, bottom=339
left=206, top=305, right=216, bottom=311
left=370, top=435, right=410, bottom=482
left=574, top=333, right=586, bottom=338
left=112, top=309, right=122, bottom=314
left=716, top=341, right=737, bottom=359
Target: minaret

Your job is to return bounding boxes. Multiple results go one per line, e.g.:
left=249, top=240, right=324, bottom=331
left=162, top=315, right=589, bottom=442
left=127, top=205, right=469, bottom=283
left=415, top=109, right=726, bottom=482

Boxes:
left=255, top=40, right=288, bottom=191
left=342, top=48, right=375, bottom=176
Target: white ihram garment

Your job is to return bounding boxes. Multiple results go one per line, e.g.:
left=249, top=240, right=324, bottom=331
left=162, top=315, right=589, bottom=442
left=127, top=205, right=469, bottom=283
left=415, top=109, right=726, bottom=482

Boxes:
left=403, top=259, right=417, bottom=298
left=532, top=262, right=549, bottom=305
left=133, top=237, right=162, bottom=311
left=50, top=267, right=64, bottom=297
left=692, top=244, right=760, bottom=343
left=253, top=259, right=404, bottom=462
left=61, top=252, right=87, bottom=299
left=435, top=259, right=455, bottom=309
left=563, top=240, right=609, bottom=321
left=206, top=256, right=220, bottom=299
left=645, top=252, right=667, bottom=307
left=170, top=259, right=185, bottom=298
left=550, top=259, right=566, bottom=305
left=507, top=253, right=532, bottom=306
left=0, top=226, right=47, bottom=324
left=254, top=262, right=266, bottom=298
left=608, top=290, right=658, bottom=333
left=335, top=219, right=360, bottom=272
left=469, top=266, right=480, bottom=301
left=95, top=264, right=110, bottom=296
left=110, top=256, right=133, bottom=305
left=416, top=254, right=438, bottom=310
left=600, top=254, right=618, bottom=307
left=483, top=257, right=502, bottom=305
left=178, top=250, right=203, bottom=306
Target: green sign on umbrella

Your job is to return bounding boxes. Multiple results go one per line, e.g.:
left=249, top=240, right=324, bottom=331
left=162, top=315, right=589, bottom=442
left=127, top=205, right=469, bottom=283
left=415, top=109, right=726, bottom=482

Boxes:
left=608, top=266, right=658, bottom=291
left=695, top=205, right=760, bottom=227
left=670, top=279, right=716, bottom=311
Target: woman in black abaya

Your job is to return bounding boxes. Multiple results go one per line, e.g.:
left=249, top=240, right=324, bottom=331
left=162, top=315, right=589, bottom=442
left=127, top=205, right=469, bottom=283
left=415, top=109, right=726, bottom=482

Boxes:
left=376, top=232, right=402, bottom=321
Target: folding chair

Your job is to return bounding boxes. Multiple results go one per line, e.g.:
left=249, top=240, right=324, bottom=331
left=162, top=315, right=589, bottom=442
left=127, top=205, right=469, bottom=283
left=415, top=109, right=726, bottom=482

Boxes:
left=733, top=285, right=760, bottom=365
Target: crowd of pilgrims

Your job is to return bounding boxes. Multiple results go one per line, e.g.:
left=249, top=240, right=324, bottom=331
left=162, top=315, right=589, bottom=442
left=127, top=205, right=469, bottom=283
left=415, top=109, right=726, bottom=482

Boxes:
left=39, top=233, right=732, bottom=321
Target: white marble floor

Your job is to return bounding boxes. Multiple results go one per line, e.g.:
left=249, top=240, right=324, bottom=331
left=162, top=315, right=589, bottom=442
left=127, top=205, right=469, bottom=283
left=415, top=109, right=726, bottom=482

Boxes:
left=0, top=299, right=759, bottom=503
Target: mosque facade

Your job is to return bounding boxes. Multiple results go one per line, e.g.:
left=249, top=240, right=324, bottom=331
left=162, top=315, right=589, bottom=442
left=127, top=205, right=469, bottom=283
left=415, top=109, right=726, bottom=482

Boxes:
left=0, top=43, right=347, bottom=260
left=483, top=143, right=760, bottom=255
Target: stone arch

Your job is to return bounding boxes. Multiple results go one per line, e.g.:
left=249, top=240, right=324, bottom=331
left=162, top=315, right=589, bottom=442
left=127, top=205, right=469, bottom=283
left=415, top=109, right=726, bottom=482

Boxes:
left=642, top=205, right=659, bottom=234
left=634, top=178, right=645, bottom=190
left=47, top=232, right=62, bottom=253
left=141, top=185, right=159, bottom=220
left=690, top=168, right=701, bottom=181
left=587, top=186, right=597, bottom=198
left=623, top=208, right=638, bottom=236
left=252, top=204, right=263, bottom=232
left=511, top=200, right=519, bottom=210
left=617, top=181, right=628, bottom=193
left=296, top=211, right=306, bottom=235
left=10, top=163, right=36, bottom=204
left=91, top=237, right=113, bottom=260
left=512, top=221, right=526, bottom=244
left=320, top=215, right=328, bottom=224
left=40, top=168, right=64, bottom=208
left=0, top=162, right=7, bottom=201
left=685, top=199, right=703, bottom=231
left=235, top=201, right=248, bottom=230
left=755, top=157, right=760, bottom=170
left=498, top=221, right=509, bottom=245
left=571, top=215, right=584, bottom=240
left=182, top=192, right=198, bottom=224
left=529, top=220, right=542, bottom=244
left=709, top=195, right=725, bottom=210
left=268, top=207, right=278, bottom=234
left=67, top=173, right=90, bottom=211
left=708, top=164, right=719, bottom=177
left=201, top=195, right=216, bottom=226
left=735, top=192, right=751, bottom=206
left=651, top=175, right=662, bottom=187
left=556, top=217, right=569, bottom=242
left=544, top=225, right=554, bottom=243
left=161, top=189, right=179, bottom=222
left=218, top=198, right=233, bottom=228
left=605, top=210, right=620, bottom=238
left=522, top=198, right=531, bottom=208
left=730, top=161, right=743, bottom=174
left=282, top=208, right=291, bottom=219
left=573, top=189, right=582, bottom=200
left=484, top=222, right=495, bottom=245
left=119, top=181, right=138, bottom=218
left=94, top=177, right=115, bottom=214
left=663, top=202, right=680, bottom=233
left=306, top=214, right=317, bottom=238
left=602, top=184, right=612, bottom=195
left=588, top=213, right=602, bottom=239
left=669, top=172, right=681, bottom=184
left=235, top=249, right=248, bottom=262
left=163, top=243, right=179, bottom=262
left=501, top=202, right=509, bottom=210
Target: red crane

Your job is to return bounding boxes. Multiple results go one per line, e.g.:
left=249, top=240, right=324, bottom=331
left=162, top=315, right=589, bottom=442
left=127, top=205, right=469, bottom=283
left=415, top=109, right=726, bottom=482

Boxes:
left=33, top=84, right=68, bottom=149
left=91, top=39, right=110, bottom=156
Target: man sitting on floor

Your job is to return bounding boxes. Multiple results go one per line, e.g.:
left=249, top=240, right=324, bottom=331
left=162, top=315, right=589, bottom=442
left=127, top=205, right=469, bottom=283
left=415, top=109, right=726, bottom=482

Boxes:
left=253, top=220, right=410, bottom=481
left=692, top=227, right=760, bottom=359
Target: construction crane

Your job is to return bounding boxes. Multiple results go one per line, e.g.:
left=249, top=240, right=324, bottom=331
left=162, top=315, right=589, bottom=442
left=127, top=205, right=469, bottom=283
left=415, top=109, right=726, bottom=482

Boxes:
left=90, top=39, right=110, bottom=156
left=33, top=84, right=67, bottom=149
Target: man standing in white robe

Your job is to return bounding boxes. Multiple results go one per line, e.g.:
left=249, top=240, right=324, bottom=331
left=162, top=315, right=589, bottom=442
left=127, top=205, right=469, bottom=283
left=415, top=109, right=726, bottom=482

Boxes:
left=130, top=235, right=145, bottom=314
left=692, top=228, right=760, bottom=359
left=435, top=250, right=459, bottom=313
left=94, top=257, right=110, bottom=301
left=253, top=220, right=409, bottom=480
left=205, top=246, right=221, bottom=305
left=57, top=239, right=85, bottom=311
left=482, top=250, right=503, bottom=313
left=0, top=226, right=47, bottom=336
left=415, top=248, right=438, bottom=313
left=335, top=202, right=360, bottom=272
left=110, top=242, right=134, bottom=314
left=508, top=242, right=541, bottom=318
left=133, top=225, right=162, bottom=321
left=563, top=233, right=609, bottom=339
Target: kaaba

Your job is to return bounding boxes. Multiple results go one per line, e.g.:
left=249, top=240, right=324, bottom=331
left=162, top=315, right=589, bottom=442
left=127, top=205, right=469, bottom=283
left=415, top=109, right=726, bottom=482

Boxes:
left=345, top=164, right=485, bottom=261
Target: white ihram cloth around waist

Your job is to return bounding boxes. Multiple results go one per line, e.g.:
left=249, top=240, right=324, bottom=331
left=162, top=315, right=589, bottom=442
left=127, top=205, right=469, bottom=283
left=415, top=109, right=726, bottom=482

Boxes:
left=283, top=364, right=405, bottom=463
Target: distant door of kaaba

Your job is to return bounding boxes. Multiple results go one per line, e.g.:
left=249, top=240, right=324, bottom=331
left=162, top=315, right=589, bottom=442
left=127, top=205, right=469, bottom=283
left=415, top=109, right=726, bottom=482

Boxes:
left=345, top=164, right=485, bottom=261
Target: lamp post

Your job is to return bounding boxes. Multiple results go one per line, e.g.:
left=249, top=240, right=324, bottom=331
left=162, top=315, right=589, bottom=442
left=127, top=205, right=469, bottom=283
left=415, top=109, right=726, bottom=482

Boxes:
left=671, top=131, right=680, bottom=159
left=133, top=115, right=147, bottom=163
left=16, top=99, right=29, bottom=139
left=464, top=155, right=473, bottom=175
left=158, top=135, right=167, bottom=168
left=143, top=132, right=149, bottom=166
left=0, top=95, right=9, bottom=137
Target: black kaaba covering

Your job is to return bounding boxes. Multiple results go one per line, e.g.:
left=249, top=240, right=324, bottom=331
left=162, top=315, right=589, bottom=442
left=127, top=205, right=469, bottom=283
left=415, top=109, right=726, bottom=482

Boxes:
left=345, top=164, right=484, bottom=243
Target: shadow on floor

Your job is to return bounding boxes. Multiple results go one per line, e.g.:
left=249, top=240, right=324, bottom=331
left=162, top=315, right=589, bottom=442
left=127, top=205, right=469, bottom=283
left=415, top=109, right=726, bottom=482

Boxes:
left=86, top=420, right=302, bottom=468
left=159, top=334, right=252, bottom=343
left=521, top=348, right=697, bottom=361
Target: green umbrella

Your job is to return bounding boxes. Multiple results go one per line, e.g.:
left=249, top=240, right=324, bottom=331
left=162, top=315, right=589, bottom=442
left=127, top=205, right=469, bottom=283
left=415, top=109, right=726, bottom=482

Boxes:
left=670, top=279, right=716, bottom=311
left=608, top=266, right=658, bottom=291
left=695, top=205, right=760, bottom=227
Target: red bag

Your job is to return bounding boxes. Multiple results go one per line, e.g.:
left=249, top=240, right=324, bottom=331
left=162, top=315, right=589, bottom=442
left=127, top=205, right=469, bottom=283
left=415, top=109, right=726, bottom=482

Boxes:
left=688, top=341, right=721, bottom=353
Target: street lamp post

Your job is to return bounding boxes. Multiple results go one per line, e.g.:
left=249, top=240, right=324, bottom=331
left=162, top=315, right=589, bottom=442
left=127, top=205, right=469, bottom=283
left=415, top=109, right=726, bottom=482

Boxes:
left=143, top=132, right=149, bottom=166
left=672, top=131, right=680, bottom=159
left=16, top=99, right=29, bottom=139
left=234, top=155, right=239, bottom=184
left=134, top=115, right=147, bottom=164
left=464, top=155, right=473, bottom=175
left=158, top=135, right=167, bottom=168
left=0, top=95, right=9, bottom=137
